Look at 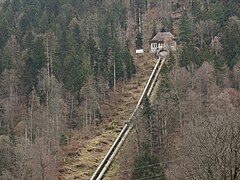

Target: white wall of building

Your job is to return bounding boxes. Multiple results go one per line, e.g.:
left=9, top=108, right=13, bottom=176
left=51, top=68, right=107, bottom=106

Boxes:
left=150, top=41, right=176, bottom=52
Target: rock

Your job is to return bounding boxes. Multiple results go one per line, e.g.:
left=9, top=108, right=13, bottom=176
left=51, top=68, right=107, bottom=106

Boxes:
left=95, top=148, right=103, bottom=152
left=87, top=148, right=94, bottom=152
left=74, top=176, right=81, bottom=179
left=67, top=151, right=80, bottom=157
left=114, top=129, right=122, bottom=133
left=75, top=163, right=86, bottom=169
left=96, top=132, right=102, bottom=136
left=58, top=168, right=66, bottom=173
left=99, top=140, right=108, bottom=145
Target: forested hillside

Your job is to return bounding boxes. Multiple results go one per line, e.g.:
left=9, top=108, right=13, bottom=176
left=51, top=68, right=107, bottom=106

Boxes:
left=113, top=0, right=240, bottom=179
left=0, top=0, right=137, bottom=179
left=1, top=0, right=240, bottom=179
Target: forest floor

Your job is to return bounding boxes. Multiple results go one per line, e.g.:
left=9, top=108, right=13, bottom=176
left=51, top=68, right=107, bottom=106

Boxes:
left=57, top=52, right=156, bottom=179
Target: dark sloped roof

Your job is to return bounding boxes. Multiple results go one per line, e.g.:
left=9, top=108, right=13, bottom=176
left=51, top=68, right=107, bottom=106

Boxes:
left=151, top=32, right=175, bottom=42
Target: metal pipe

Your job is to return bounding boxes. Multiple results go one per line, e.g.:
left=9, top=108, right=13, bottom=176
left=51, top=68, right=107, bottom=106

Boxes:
left=96, top=123, right=134, bottom=180
left=91, top=55, right=165, bottom=180
left=90, top=124, right=128, bottom=180
left=147, top=56, right=166, bottom=96
left=128, top=56, right=161, bottom=121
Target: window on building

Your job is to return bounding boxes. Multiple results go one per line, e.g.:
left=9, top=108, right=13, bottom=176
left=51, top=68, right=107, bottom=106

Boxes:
left=152, top=43, right=157, bottom=48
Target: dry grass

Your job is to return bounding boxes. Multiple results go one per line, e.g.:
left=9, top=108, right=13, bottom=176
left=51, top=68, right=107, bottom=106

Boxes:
left=57, top=52, right=155, bottom=180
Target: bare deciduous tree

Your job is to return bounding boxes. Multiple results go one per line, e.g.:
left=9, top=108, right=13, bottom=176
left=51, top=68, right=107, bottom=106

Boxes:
left=210, top=36, right=223, bottom=55
left=81, top=75, right=99, bottom=128
left=181, top=91, right=240, bottom=180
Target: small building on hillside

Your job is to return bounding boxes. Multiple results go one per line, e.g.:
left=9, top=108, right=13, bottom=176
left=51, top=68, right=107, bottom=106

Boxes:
left=149, top=32, right=177, bottom=53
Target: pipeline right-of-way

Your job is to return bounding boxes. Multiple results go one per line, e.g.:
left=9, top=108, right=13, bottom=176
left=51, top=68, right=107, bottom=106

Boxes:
left=90, top=52, right=168, bottom=180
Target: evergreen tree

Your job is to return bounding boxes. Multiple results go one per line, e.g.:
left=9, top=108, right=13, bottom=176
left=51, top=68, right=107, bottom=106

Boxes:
left=161, top=51, right=175, bottom=74
left=0, top=50, right=11, bottom=75
left=87, top=33, right=99, bottom=76
left=0, top=103, right=6, bottom=135
left=62, top=46, right=87, bottom=91
left=142, top=95, right=153, bottom=122
left=222, top=17, right=240, bottom=70
left=0, top=15, right=9, bottom=49
left=161, top=18, right=167, bottom=32
left=122, top=43, right=136, bottom=79
left=213, top=55, right=225, bottom=71
left=98, top=21, right=111, bottom=81
left=179, top=44, right=202, bottom=72
left=22, top=37, right=46, bottom=94
left=168, top=17, right=174, bottom=33
left=151, top=22, right=157, bottom=39
left=111, top=38, right=124, bottom=83
left=179, top=46, right=189, bottom=70
left=135, top=31, right=143, bottom=49
left=114, top=2, right=128, bottom=31
left=160, top=27, right=167, bottom=32
left=179, top=14, right=191, bottom=45
left=132, top=141, right=166, bottom=180
left=142, top=95, right=157, bottom=151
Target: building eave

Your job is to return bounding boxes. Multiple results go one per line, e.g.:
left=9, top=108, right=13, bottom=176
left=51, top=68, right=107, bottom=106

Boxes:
left=149, top=40, right=164, bottom=44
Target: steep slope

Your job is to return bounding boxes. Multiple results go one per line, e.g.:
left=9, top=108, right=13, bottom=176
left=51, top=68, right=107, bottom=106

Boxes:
left=58, top=53, right=156, bottom=179
left=57, top=3, right=166, bottom=179
left=101, top=7, right=166, bottom=180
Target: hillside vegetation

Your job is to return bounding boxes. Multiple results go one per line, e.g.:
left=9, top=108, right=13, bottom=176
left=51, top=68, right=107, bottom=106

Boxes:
left=0, top=0, right=240, bottom=180
left=0, top=0, right=137, bottom=179
left=111, top=0, right=240, bottom=179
